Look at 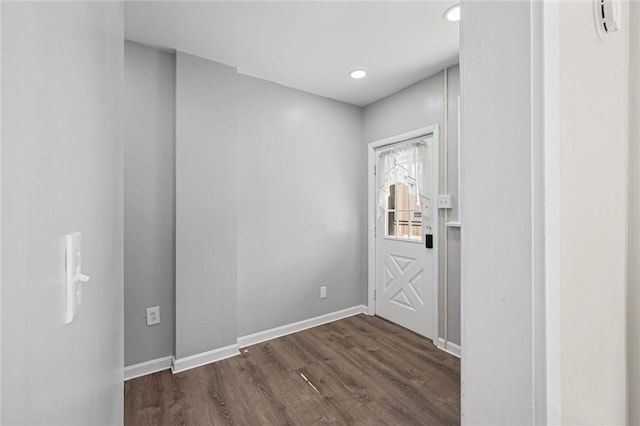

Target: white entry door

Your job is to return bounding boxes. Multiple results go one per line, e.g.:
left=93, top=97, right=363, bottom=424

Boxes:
left=375, top=135, right=437, bottom=339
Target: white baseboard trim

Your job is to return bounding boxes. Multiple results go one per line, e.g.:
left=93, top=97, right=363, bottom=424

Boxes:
left=237, top=304, right=368, bottom=348
left=124, top=355, right=174, bottom=381
left=172, top=344, right=240, bottom=374
left=436, top=337, right=462, bottom=358
left=127, top=305, right=368, bottom=380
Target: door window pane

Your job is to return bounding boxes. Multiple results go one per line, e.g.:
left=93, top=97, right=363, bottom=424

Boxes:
left=385, top=183, right=422, bottom=241
left=378, top=138, right=428, bottom=243
left=410, top=212, right=422, bottom=241
left=387, top=211, right=397, bottom=237
left=388, top=185, right=396, bottom=209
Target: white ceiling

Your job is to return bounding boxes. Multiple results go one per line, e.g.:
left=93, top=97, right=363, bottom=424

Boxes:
left=124, top=1, right=460, bottom=107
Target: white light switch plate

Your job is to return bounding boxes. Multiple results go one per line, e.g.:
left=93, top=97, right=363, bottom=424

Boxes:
left=320, top=286, right=327, bottom=299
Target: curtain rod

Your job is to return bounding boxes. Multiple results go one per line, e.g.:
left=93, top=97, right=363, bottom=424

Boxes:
left=375, top=134, right=431, bottom=154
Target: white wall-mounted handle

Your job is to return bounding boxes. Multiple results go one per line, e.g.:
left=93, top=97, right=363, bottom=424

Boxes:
left=74, top=272, right=90, bottom=283
left=65, top=232, right=91, bottom=324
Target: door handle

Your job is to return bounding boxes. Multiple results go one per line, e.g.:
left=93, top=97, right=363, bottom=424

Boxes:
left=425, top=234, right=433, bottom=249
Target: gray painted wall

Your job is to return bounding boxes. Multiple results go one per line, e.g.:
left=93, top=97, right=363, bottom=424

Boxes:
left=460, top=1, right=536, bottom=423
left=236, top=75, right=365, bottom=336
left=363, top=71, right=445, bottom=144
left=175, top=52, right=238, bottom=359
left=362, top=67, right=461, bottom=345
left=123, top=45, right=456, bottom=366
left=1, top=2, right=124, bottom=424
left=124, top=46, right=365, bottom=360
left=124, top=41, right=176, bottom=367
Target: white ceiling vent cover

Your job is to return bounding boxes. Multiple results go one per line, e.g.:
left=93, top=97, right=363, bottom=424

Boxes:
left=594, top=0, right=621, bottom=37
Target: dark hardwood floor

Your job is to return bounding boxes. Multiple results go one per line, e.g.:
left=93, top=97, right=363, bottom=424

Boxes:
left=124, top=314, right=460, bottom=425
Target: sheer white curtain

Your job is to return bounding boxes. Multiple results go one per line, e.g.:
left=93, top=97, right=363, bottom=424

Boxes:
left=376, top=136, right=432, bottom=222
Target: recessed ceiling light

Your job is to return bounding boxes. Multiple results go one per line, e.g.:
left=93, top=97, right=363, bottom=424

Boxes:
left=443, top=4, right=460, bottom=22
left=349, top=69, right=367, bottom=79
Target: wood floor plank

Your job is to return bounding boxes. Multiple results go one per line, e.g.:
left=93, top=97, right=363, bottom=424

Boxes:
left=125, top=314, right=461, bottom=425
left=299, top=331, right=447, bottom=425
left=161, top=371, right=188, bottom=426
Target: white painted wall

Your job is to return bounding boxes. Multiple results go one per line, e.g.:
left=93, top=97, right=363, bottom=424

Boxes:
left=236, top=75, right=364, bottom=336
left=175, top=52, right=238, bottom=359
left=1, top=2, right=124, bottom=424
left=629, top=2, right=640, bottom=423
left=363, top=68, right=461, bottom=346
left=555, top=2, right=629, bottom=424
left=460, top=1, right=537, bottom=423
left=124, top=41, right=176, bottom=367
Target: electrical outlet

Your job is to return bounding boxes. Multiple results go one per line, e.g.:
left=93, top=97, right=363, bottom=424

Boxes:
left=146, top=306, right=160, bottom=326
left=320, top=286, right=327, bottom=299
left=437, top=194, right=453, bottom=209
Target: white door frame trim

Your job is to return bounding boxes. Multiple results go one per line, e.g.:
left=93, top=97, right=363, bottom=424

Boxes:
left=367, top=125, right=440, bottom=341
left=541, top=0, right=561, bottom=422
